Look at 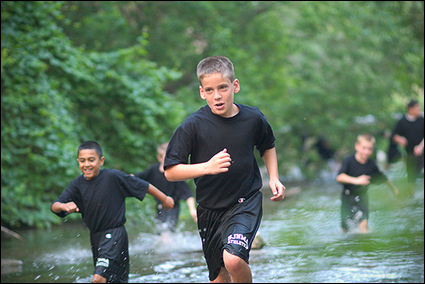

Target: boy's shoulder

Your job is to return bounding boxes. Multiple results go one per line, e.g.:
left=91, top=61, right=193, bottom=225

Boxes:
left=178, top=104, right=266, bottom=131
left=93, top=168, right=124, bottom=181
left=103, top=168, right=128, bottom=178
left=189, top=104, right=262, bottom=119
left=342, top=153, right=357, bottom=164
left=239, top=104, right=267, bottom=119
left=348, top=154, right=377, bottom=166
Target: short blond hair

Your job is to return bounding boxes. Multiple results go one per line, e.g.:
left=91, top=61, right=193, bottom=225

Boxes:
left=157, top=142, right=168, bottom=156
left=356, top=133, right=375, bottom=144
left=196, top=56, right=235, bottom=86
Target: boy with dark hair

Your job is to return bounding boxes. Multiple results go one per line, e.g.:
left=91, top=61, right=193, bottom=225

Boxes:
left=51, top=140, right=174, bottom=283
left=337, top=134, right=399, bottom=234
left=164, top=56, right=285, bottom=283
left=392, top=99, right=424, bottom=196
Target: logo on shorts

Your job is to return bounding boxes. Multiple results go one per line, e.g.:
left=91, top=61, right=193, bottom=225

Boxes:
left=227, top=234, right=249, bottom=249
left=238, top=198, right=245, bottom=203
left=105, top=233, right=112, bottom=239
left=96, top=258, right=109, bottom=268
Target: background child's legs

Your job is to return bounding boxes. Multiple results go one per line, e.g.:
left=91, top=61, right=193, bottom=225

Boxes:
left=359, top=219, right=368, bottom=234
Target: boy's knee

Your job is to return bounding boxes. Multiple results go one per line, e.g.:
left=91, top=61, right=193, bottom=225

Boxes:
left=223, top=249, right=247, bottom=273
left=91, top=274, right=107, bottom=283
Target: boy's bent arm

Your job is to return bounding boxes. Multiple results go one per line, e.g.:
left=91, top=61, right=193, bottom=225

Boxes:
left=262, top=148, right=285, bottom=201
left=164, top=163, right=210, bottom=181
left=147, top=184, right=174, bottom=210
left=336, top=173, right=371, bottom=186
left=165, top=148, right=232, bottom=181
left=51, top=201, right=79, bottom=214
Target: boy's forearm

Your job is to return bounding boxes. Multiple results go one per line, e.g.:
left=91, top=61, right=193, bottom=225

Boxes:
left=51, top=202, right=63, bottom=213
left=336, top=173, right=355, bottom=184
left=147, top=184, right=168, bottom=203
left=51, top=201, right=79, bottom=214
left=164, top=163, right=208, bottom=181
left=262, top=148, right=280, bottom=180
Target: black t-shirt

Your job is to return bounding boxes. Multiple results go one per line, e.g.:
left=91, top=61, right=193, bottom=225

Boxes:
left=134, top=163, right=193, bottom=206
left=164, top=104, right=275, bottom=209
left=52, top=169, right=149, bottom=233
left=338, top=154, right=388, bottom=195
left=393, top=115, right=424, bottom=154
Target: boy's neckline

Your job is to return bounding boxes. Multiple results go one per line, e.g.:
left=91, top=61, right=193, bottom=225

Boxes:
left=405, top=113, right=418, bottom=122
left=354, top=153, right=368, bottom=164
left=207, top=103, right=241, bottom=120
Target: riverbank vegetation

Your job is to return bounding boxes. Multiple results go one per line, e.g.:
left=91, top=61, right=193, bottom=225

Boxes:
left=1, top=1, right=423, bottom=229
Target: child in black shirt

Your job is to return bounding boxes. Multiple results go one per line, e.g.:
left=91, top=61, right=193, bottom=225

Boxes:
left=164, top=56, right=285, bottom=283
left=51, top=141, right=174, bottom=283
left=134, top=142, right=197, bottom=233
left=337, top=134, right=398, bottom=234
left=392, top=99, right=424, bottom=195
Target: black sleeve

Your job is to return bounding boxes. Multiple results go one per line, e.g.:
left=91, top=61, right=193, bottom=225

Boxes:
left=164, top=123, right=193, bottom=169
left=114, top=169, right=150, bottom=201
left=255, top=109, right=276, bottom=157
left=134, top=167, right=150, bottom=181
left=338, top=156, right=351, bottom=176
left=51, top=178, right=82, bottom=218
left=392, top=118, right=405, bottom=137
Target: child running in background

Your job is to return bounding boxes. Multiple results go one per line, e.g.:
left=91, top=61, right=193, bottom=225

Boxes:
left=164, top=56, right=285, bottom=283
left=134, top=142, right=197, bottom=233
left=391, top=99, right=424, bottom=196
left=51, top=140, right=174, bottom=283
left=336, top=134, right=399, bottom=234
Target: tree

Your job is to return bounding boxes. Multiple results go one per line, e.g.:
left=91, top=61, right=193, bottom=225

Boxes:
left=1, top=1, right=184, bottom=228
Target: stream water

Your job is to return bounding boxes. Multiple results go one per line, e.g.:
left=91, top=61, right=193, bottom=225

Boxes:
left=1, top=162, right=423, bottom=283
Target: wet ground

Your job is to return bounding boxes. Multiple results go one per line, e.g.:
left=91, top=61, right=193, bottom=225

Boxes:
left=1, top=162, right=424, bottom=283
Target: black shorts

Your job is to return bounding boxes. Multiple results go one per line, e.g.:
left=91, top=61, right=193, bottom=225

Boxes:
left=156, top=203, right=180, bottom=232
left=406, top=152, right=424, bottom=183
left=90, top=226, right=129, bottom=283
left=341, top=190, right=369, bottom=231
left=197, top=191, right=263, bottom=281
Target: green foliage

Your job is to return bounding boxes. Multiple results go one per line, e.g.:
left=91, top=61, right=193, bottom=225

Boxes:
left=1, top=1, right=84, bottom=228
left=1, top=1, right=423, bottom=228
left=1, top=1, right=183, bottom=228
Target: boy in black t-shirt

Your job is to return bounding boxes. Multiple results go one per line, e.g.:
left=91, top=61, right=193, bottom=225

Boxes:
left=51, top=141, right=174, bottom=283
left=164, top=56, right=285, bottom=283
left=392, top=99, right=424, bottom=196
left=337, top=134, right=399, bottom=234
left=134, top=142, right=197, bottom=233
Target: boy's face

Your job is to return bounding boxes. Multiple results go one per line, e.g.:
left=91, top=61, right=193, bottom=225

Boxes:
left=408, top=104, right=421, bottom=118
left=157, top=151, right=165, bottom=165
left=355, top=139, right=374, bottom=162
left=199, top=73, right=240, bottom=117
left=77, top=149, right=105, bottom=180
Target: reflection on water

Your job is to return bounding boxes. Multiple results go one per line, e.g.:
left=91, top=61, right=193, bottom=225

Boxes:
left=1, top=169, right=423, bottom=283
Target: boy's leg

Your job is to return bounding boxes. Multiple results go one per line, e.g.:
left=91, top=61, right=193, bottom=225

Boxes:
left=157, top=204, right=179, bottom=232
left=92, top=274, right=107, bottom=283
left=359, top=219, right=368, bottom=234
left=198, top=191, right=262, bottom=282
left=91, top=226, right=130, bottom=283
left=210, top=252, right=252, bottom=283
left=223, top=249, right=252, bottom=283
left=340, top=193, right=351, bottom=233
left=210, top=267, right=231, bottom=283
